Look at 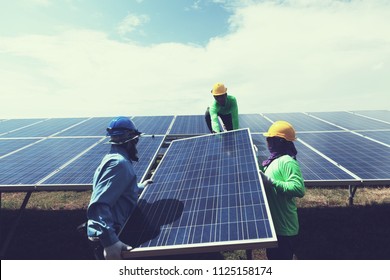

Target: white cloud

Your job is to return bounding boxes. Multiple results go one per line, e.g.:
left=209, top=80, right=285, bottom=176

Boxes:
left=117, top=13, right=150, bottom=37
left=0, top=0, right=389, bottom=118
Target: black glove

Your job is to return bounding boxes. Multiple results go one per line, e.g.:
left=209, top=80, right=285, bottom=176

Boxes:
left=103, top=241, right=132, bottom=260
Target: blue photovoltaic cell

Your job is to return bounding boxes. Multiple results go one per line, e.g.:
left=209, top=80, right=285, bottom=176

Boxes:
left=4, top=118, right=87, bottom=137
left=41, top=136, right=164, bottom=185
left=239, top=114, right=271, bottom=133
left=121, top=129, right=276, bottom=258
left=308, top=112, right=390, bottom=131
left=0, top=138, right=42, bottom=157
left=352, top=110, right=390, bottom=122
left=298, top=132, right=390, bottom=180
left=41, top=140, right=109, bottom=185
left=263, top=112, right=341, bottom=132
left=0, top=118, right=46, bottom=135
left=132, top=116, right=174, bottom=135
left=357, top=131, right=390, bottom=146
left=55, top=117, right=113, bottom=137
left=0, top=137, right=100, bottom=186
left=169, top=115, right=210, bottom=135
left=251, top=134, right=356, bottom=182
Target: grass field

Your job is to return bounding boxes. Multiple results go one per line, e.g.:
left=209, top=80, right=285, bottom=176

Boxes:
left=1, top=186, right=390, bottom=260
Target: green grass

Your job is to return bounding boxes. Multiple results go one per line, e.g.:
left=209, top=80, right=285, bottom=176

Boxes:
left=1, top=186, right=390, bottom=260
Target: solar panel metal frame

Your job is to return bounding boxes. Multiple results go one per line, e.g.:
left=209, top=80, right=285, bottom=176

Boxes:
left=120, top=129, right=277, bottom=258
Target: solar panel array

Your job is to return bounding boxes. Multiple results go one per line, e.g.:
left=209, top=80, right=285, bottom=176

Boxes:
left=0, top=117, right=165, bottom=191
left=120, top=129, right=277, bottom=258
left=1, top=110, right=388, bottom=258
left=0, top=110, right=389, bottom=192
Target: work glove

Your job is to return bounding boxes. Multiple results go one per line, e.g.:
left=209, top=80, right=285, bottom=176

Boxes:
left=259, top=171, right=275, bottom=188
left=103, top=241, right=132, bottom=260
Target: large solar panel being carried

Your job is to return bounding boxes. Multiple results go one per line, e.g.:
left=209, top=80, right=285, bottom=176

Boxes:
left=120, top=129, right=276, bottom=258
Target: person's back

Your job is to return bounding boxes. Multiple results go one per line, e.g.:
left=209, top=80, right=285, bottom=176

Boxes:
left=88, top=145, right=139, bottom=245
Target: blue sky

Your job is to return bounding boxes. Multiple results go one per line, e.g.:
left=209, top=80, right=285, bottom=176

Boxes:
left=1, top=0, right=389, bottom=118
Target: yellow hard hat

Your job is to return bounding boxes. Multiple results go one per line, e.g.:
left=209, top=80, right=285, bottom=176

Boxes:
left=211, top=83, right=227, bottom=96
left=263, top=121, right=297, bottom=141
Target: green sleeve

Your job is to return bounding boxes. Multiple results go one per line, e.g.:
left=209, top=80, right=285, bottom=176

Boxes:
left=265, top=156, right=305, bottom=197
left=270, top=157, right=305, bottom=198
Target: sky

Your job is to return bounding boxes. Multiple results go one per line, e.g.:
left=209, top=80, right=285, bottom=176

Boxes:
left=0, top=0, right=389, bottom=118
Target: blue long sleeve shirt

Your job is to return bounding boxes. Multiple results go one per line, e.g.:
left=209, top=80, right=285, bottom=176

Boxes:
left=87, top=145, right=140, bottom=247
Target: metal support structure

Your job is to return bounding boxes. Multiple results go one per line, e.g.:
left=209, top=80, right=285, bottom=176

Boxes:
left=348, top=185, right=358, bottom=206
left=0, top=191, right=32, bottom=258
left=246, top=249, right=253, bottom=260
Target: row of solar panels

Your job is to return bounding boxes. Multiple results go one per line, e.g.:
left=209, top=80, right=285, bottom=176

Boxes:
left=0, top=110, right=389, bottom=191
left=1, top=110, right=389, bottom=137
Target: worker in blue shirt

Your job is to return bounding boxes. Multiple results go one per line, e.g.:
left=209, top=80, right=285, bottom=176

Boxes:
left=86, top=116, right=152, bottom=260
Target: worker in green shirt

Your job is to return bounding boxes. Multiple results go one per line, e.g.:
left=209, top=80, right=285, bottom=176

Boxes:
left=205, top=82, right=239, bottom=133
left=259, top=121, right=305, bottom=260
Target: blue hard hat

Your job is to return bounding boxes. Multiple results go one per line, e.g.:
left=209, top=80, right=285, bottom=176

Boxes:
left=106, top=116, right=141, bottom=137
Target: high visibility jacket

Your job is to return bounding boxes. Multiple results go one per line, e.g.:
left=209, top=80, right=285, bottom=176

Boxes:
left=209, top=95, right=239, bottom=132
left=87, top=145, right=140, bottom=247
left=262, top=155, right=305, bottom=236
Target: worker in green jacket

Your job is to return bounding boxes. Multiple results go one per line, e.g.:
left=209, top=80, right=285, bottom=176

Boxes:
left=205, top=82, right=239, bottom=133
left=259, top=121, right=305, bottom=260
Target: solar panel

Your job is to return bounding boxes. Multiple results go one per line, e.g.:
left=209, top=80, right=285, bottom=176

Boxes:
left=356, top=131, right=390, bottom=145
left=297, top=132, right=390, bottom=181
left=55, top=117, right=113, bottom=136
left=4, top=118, right=87, bottom=137
left=352, top=110, right=390, bottom=122
left=263, top=112, right=342, bottom=132
left=251, top=134, right=357, bottom=184
left=132, top=116, right=174, bottom=135
left=132, top=136, right=165, bottom=181
left=308, top=111, right=390, bottom=131
left=239, top=114, right=271, bottom=133
left=120, top=129, right=276, bottom=258
left=168, top=115, right=210, bottom=135
left=0, top=137, right=100, bottom=187
left=39, top=139, right=109, bottom=185
left=0, top=138, right=42, bottom=157
left=35, top=136, right=164, bottom=189
left=0, top=118, right=46, bottom=135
